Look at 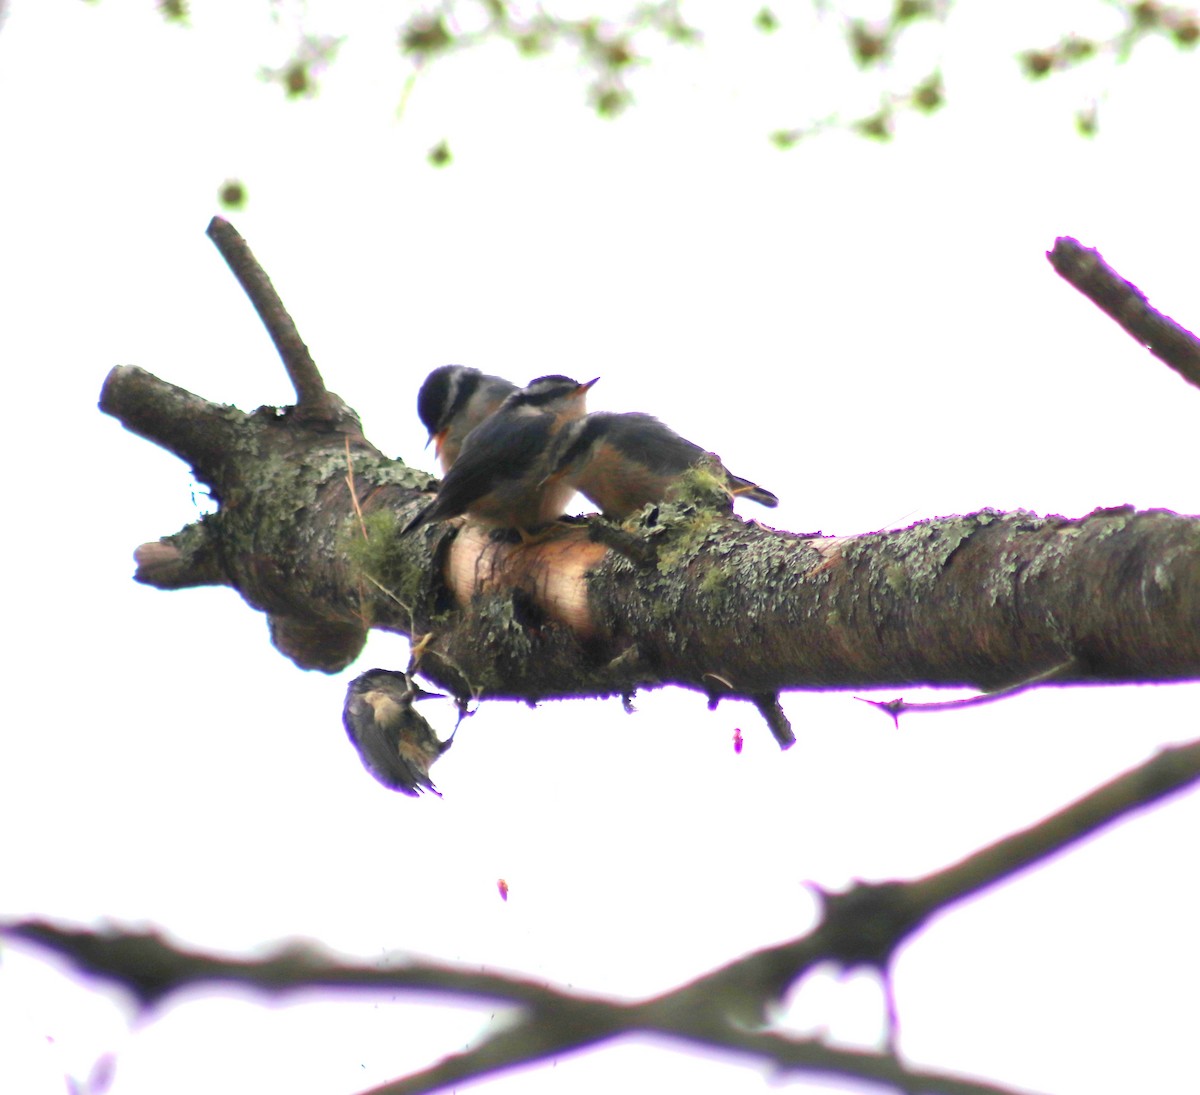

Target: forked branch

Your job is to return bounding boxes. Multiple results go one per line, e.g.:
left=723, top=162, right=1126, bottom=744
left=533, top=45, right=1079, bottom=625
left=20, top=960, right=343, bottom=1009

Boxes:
left=10, top=736, right=1200, bottom=1095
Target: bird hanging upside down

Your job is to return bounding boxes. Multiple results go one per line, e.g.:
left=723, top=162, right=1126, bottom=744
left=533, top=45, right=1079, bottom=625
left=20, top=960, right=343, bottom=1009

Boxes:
left=342, top=669, right=451, bottom=796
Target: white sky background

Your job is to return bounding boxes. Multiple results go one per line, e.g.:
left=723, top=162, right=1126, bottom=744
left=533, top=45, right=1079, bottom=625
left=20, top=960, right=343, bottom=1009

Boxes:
left=1, top=1, right=1198, bottom=1093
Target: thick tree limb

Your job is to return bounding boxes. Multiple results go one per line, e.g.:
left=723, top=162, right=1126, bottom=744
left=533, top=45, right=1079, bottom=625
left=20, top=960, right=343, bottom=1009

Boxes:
left=100, top=363, right=428, bottom=670
left=97, top=221, right=1200, bottom=725
left=1047, top=236, right=1200, bottom=389
left=101, top=226, right=1200, bottom=698
left=101, top=361, right=1200, bottom=692
left=11, top=735, right=1198, bottom=1095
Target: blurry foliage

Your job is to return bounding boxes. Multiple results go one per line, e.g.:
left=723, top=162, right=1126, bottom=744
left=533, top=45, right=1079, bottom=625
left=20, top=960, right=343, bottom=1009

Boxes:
left=754, top=7, right=780, bottom=34
left=260, top=32, right=344, bottom=99
left=396, top=1, right=698, bottom=119
left=1013, top=0, right=1199, bottom=138
left=156, top=0, right=188, bottom=25
left=130, top=0, right=1199, bottom=146
left=1019, top=0, right=1199, bottom=79
left=217, top=179, right=248, bottom=210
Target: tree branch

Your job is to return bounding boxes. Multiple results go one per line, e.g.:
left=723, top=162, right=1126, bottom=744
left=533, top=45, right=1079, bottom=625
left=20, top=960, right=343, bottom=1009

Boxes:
left=10, top=735, right=1198, bottom=1095
left=669, top=734, right=1200, bottom=1009
left=101, top=361, right=1200, bottom=691
left=101, top=360, right=417, bottom=669
left=1047, top=236, right=1200, bottom=389
left=101, top=224, right=1200, bottom=692
left=206, top=216, right=339, bottom=420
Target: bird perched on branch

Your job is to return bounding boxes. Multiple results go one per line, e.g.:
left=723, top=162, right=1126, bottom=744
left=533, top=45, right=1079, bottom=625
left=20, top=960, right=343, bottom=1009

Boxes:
left=401, top=374, right=598, bottom=537
left=543, top=411, right=778, bottom=520
left=342, top=669, right=450, bottom=796
left=417, top=365, right=517, bottom=473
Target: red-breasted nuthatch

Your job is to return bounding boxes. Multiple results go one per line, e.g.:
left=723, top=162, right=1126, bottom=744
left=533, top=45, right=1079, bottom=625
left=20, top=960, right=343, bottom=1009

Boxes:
left=544, top=411, right=778, bottom=520
left=401, top=374, right=598, bottom=536
left=342, top=669, right=450, bottom=796
left=417, top=365, right=518, bottom=473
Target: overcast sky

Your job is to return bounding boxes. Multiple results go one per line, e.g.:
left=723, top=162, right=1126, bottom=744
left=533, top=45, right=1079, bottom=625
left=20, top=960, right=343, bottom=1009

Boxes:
left=1, top=2, right=1198, bottom=1094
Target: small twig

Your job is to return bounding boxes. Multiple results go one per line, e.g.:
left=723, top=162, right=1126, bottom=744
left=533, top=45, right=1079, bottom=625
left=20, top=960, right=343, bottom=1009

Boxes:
left=856, top=660, right=1076, bottom=724
left=206, top=217, right=336, bottom=417
left=356, top=571, right=476, bottom=696
left=1047, top=236, right=1200, bottom=390
left=751, top=692, right=796, bottom=750
left=345, top=436, right=370, bottom=541
left=352, top=582, right=480, bottom=703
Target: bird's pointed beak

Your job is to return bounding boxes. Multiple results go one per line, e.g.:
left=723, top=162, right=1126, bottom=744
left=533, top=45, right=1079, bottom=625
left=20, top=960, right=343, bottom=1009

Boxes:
left=407, top=682, right=444, bottom=702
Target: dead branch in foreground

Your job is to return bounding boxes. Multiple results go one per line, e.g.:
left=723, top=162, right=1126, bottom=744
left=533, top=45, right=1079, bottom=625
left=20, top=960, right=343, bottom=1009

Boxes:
left=10, top=735, right=1200, bottom=1095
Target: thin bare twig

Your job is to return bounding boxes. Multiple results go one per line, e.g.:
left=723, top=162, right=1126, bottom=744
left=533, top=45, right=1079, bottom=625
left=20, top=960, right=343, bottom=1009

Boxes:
left=857, top=660, right=1077, bottom=724
left=206, top=216, right=336, bottom=417
left=1048, top=236, right=1200, bottom=389
left=751, top=691, right=796, bottom=749
left=345, top=435, right=370, bottom=540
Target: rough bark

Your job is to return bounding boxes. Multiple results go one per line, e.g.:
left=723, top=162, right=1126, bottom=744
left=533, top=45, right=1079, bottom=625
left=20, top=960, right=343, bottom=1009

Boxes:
left=98, top=225, right=1200, bottom=712
left=100, top=363, right=1200, bottom=704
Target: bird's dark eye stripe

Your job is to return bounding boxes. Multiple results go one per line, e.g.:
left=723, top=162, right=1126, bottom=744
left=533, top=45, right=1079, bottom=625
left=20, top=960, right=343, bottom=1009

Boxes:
left=553, top=416, right=607, bottom=469
left=442, top=374, right=478, bottom=425
left=514, top=382, right=580, bottom=408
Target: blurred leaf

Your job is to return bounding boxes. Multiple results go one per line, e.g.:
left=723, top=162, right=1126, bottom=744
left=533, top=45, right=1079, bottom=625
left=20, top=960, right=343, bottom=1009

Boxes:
left=1018, top=48, right=1056, bottom=78
left=855, top=109, right=893, bottom=140
left=1130, top=1, right=1162, bottom=28
left=911, top=70, right=944, bottom=112
left=516, top=31, right=548, bottom=56
left=1060, top=34, right=1097, bottom=61
left=261, top=34, right=342, bottom=99
left=218, top=179, right=247, bottom=210
left=755, top=7, right=779, bottom=33
left=591, top=83, right=632, bottom=117
left=1169, top=13, right=1199, bottom=44
left=283, top=61, right=311, bottom=97
left=604, top=37, right=635, bottom=68
left=849, top=20, right=890, bottom=66
left=893, top=0, right=935, bottom=24
left=1075, top=102, right=1099, bottom=136
left=428, top=140, right=452, bottom=167
left=401, top=14, right=454, bottom=58
left=157, top=0, right=188, bottom=25
left=657, top=10, right=700, bottom=43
